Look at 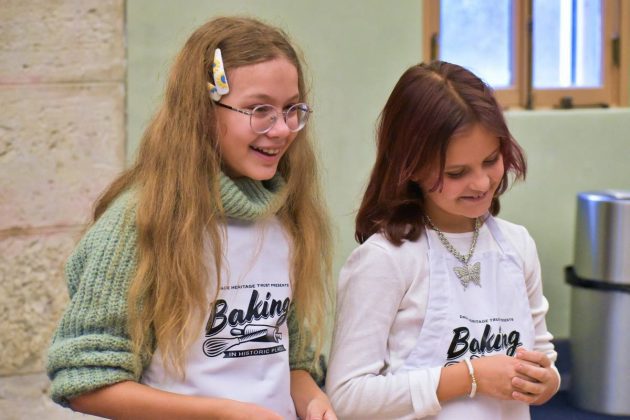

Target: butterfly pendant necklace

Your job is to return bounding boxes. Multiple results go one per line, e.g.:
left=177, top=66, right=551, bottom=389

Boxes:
left=425, top=216, right=481, bottom=290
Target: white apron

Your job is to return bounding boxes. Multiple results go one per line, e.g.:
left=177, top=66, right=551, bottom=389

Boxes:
left=142, top=217, right=296, bottom=418
left=403, top=216, right=535, bottom=419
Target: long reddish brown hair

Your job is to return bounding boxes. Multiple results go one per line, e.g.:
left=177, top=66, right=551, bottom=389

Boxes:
left=356, top=61, right=526, bottom=245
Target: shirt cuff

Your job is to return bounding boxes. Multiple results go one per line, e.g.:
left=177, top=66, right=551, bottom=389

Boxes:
left=408, top=366, right=442, bottom=418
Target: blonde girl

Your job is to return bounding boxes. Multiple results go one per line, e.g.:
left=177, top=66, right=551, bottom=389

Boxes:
left=47, top=16, right=336, bottom=420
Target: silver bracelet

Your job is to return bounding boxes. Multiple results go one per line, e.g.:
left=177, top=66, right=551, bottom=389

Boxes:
left=464, top=358, right=477, bottom=398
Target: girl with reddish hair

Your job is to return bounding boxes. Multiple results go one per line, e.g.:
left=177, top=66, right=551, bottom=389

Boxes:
left=326, top=61, right=559, bottom=419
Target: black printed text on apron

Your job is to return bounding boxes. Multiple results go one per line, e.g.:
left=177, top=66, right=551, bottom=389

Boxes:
left=203, top=287, right=290, bottom=358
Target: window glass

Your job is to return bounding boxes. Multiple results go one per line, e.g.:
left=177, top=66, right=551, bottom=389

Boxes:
left=533, top=0, right=602, bottom=88
left=439, top=0, right=513, bottom=87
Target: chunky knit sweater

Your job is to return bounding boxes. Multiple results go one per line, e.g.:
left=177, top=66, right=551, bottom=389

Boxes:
left=47, top=173, right=318, bottom=406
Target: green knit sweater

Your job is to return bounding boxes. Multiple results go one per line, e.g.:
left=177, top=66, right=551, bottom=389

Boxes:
left=47, top=173, right=319, bottom=406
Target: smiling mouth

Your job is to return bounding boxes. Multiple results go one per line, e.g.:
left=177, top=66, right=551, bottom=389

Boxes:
left=250, top=145, right=281, bottom=156
left=462, top=192, right=488, bottom=200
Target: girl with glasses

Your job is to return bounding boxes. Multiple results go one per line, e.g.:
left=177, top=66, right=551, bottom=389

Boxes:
left=326, top=61, right=560, bottom=419
left=47, top=16, right=336, bottom=420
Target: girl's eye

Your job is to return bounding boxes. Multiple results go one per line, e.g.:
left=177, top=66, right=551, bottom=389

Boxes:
left=251, top=105, right=275, bottom=117
left=446, top=171, right=465, bottom=179
left=483, top=155, right=500, bottom=165
left=284, top=103, right=304, bottom=114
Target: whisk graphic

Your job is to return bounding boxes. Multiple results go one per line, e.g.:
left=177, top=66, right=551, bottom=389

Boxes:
left=203, top=329, right=267, bottom=357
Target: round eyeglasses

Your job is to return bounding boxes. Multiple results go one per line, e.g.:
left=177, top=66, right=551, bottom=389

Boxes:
left=215, top=102, right=312, bottom=134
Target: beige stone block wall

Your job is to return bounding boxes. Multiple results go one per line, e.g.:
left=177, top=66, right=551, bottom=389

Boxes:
left=0, top=1, right=125, bottom=418
left=0, top=231, right=82, bottom=375
left=0, top=84, right=125, bottom=230
left=0, top=0, right=125, bottom=83
left=0, top=373, right=97, bottom=419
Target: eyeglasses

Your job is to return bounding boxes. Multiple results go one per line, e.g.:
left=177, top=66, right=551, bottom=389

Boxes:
left=215, top=102, right=312, bottom=134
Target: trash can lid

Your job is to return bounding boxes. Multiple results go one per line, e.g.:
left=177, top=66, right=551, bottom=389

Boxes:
left=578, top=190, right=630, bottom=202
left=574, top=189, right=630, bottom=284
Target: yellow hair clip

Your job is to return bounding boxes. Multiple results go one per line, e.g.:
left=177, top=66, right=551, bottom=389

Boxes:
left=207, top=48, right=229, bottom=101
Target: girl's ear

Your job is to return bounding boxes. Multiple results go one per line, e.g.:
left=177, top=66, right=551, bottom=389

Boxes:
left=409, top=168, right=426, bottom=186
left=406, top=179, right=424, bottom=198
left=408, top=177, right=422, bottom=191
left=214, top=110, right=226, bottom=137
left=412, top=169, right=436, bottom=193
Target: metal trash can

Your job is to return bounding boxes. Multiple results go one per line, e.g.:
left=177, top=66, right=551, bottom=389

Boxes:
left=565, top=190, right=630, bottom=416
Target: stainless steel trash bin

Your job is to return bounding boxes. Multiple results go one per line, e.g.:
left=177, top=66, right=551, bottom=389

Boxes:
left=566, top=190, right=630, bottom=416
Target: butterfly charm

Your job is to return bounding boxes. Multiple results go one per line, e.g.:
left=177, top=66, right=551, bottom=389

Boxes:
left=453, top=261, right=481, bottom=289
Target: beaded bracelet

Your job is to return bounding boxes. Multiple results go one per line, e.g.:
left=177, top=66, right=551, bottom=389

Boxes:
left=464, top=358, right=477, bottom=398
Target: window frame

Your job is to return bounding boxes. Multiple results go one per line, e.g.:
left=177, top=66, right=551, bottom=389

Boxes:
left=423, top=0, right=629, bottom=109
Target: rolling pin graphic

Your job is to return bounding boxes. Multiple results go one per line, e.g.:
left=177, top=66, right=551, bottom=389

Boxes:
left=230, top=324, right=282, bottom=342
left=203, top=329, right=267, bottom=357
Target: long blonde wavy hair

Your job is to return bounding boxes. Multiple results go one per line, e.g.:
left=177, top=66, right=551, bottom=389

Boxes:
left=93, top=16, right=332, bottom=375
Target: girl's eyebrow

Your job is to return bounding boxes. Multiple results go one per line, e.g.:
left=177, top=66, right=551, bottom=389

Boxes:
left=444, top=147, right=501, bottom=170
left=240, top=93, right=300, bottom=103
left=444, top=164, right=466, bottom=171
left=485, top=146, right=501, bottom=159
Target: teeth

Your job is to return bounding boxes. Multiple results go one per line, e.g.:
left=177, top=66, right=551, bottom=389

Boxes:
left=252, top=146, right=280, bottom=156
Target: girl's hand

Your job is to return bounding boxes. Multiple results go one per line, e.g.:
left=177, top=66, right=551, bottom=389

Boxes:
left=226, top=401, right=283, bottom=420
left=290, top=369, right=337, bottom=420
left=510, top=349, right=560, bottom=405
left=472, top=354, right=536, bottom=400
left=304, top=395, right=338, bottom=420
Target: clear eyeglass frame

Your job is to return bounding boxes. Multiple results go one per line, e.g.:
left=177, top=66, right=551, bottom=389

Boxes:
left=215, top=102, right=312, bottom=134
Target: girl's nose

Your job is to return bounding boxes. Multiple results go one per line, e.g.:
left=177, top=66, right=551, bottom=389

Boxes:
left=265, top=115, right=291, bottom=138
left=470, top=171, right=491, bottom=191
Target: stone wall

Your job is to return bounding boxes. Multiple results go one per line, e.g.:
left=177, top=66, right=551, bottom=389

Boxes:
left=0, top=1, right=125, bottom=418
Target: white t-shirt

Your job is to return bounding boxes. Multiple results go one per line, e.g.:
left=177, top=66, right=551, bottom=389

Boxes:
left=326, top=218, right=558, bottom=419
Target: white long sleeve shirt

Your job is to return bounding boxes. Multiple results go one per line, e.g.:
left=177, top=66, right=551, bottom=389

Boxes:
left=326, top=218, right=558, bottom=419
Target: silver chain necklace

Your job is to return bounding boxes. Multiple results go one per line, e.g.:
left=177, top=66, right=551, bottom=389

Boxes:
left=425, top=215, right=481, bottom=289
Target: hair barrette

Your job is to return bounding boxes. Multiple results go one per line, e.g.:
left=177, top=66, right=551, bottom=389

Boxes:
left=207, top=48, right=229, bottom=101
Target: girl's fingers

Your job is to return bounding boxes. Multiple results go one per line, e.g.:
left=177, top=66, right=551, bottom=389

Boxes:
left=323, top=411, right=338, bottom=420
left=512, top=376, right=535, bottom=393
left=516, top=350, right=551, bottom=368
left=512, top=376, right=545, bottom=404
left=512, top=390, right=536, bottom=404
left=515, top=362, right=550, bottom=383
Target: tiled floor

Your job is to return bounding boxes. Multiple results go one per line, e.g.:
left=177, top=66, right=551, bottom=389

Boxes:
left=531, top=391, right=630, bottom=420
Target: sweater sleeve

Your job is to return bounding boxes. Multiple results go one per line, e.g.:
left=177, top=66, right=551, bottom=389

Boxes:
left=46, top=192, right=143, bottom=406
left=288, top=305, right=325, bottom=386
